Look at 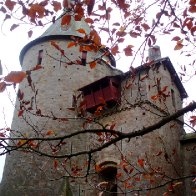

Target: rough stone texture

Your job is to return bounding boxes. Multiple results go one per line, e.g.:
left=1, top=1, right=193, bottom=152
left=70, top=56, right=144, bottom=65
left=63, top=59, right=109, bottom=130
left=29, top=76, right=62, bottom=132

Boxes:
left=0, top=30, right=194, bottom=196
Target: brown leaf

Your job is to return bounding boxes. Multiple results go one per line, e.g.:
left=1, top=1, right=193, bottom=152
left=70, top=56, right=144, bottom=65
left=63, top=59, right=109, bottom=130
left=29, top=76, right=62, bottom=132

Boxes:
left=111, top=45, right=119, bottom=56
left=189, top=5, right=196, bottom=13
left=141, top=23, right=150, bottom=31
left=28, top=30, right=33, bottom=38
left=124, top=45, right=133, bottom=56
left=29, top=3, right=45, bottom=18
left=0, top=82, right=6, bottom=92
left=61, top=15, right=71, bottom=26
left=52, top=1, right=61, bottom=12
left=85, top=18, right=94, bottom=24
left=171, top=36, right=181, bottom=41
left=4, top=71, right=26, bottom=83
left=174, top=41, right=183, bottom=50
left=5, top=0, right=16, bottom=11
left=18, top=110, right=24, bottom=117
left=10, top=24, right=19, bottom=31
left=87, top=0, right=95, bottom=15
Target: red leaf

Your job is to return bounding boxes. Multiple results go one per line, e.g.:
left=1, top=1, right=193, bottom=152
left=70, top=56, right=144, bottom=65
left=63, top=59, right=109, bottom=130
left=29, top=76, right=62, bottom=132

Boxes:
left=190, top=116, right=196, bottom=127
left=189, top=5, right=196, bottom=13
left=5, top=0, right=16, bottom=11
left=4, top=71, right=26, bottom=83
left=18, top=110, right=24, bottom=117
left=31, top=64, right=43, bottom=71
left=10, top=24, right=19, bottom=31
left=171, top=36, right=181, bottom=41
left=61, top=15, right=71, bottom=26
left=0, top=82, right=6, bottom=92
left=87, top=0, right=95, bottom=15
left=110, top=123, right=116, bottom=130
left=54, top=159, right=58, bottom=169
left=85, top=18, right=94, bottom=24
left=138, top=159, right=144, bottom=167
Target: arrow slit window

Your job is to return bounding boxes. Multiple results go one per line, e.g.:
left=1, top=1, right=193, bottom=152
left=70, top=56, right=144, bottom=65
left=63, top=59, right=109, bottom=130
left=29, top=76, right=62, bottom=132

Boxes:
left=37, top=50, right=43, bottom=65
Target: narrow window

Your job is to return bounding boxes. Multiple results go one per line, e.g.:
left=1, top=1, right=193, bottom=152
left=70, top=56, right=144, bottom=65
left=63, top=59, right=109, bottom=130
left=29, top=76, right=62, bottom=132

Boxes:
left=171, top=89, right=176, bottom=108
left=81, top=51, right=87, bottom=66
left=37, top=50, right=43, bottom=65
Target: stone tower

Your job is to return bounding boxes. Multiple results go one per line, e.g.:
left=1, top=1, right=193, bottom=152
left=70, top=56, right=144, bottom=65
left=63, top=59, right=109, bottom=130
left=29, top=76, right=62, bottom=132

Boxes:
left=0, top=2, right=191, bottom=196
left=0, top=4, right=121, bottom=196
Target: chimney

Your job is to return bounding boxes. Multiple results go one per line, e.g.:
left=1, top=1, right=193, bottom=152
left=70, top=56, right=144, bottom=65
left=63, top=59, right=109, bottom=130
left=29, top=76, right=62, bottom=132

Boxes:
left=148, top=45, right=161, bottom=62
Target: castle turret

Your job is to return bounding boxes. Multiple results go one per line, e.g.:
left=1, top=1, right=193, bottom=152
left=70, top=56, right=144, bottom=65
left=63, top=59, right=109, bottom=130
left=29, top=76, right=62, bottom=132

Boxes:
left=0, top=2, right=121, bottom=195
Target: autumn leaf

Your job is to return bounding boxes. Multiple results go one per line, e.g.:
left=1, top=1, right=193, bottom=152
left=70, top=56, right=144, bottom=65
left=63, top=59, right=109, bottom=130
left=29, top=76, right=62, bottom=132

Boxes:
left=0, top=82, right=6, bottom=92
left=190, top=116, right=196, bottom=127
left=18, top=110, right=24, bottom=117
left=85, top=18, right=94, bottom=24
left=174, top=40, right=184, bottom=50
left=10, top=24, right=19, bottom=31
left=54, top=159, right=58, bottom=169
left=77, top=28, right=86, bottom=34
left=5, top=0, right=16, bottom=11
left=141, top=23, right=150, bottom=31
left=89, top=61, right=96, bottom=69
left=52, top=1, right=62, bottom=12
left=111, top=45, right=119, bottom=56
left=189, top=5, right=196, bottom=13
left=4, top=71, right=26, bottom=83
left=28, top=30, right=33, bottom=38
left=87, top=0, right=95, bottom=15
left=90, top=30, right=101, bottom=46
left=29, top=3, right=45, bottom=18
left=46, top=130, right=55, bottom=135
left=171, top=36, right=181, bottom=41
left=124, top=45, right=133, bottom=56
left=61, top=15, right=71, bottom=26
left=138, top=159, right=144, bottom=167
left=67, top=42, right=77, bottom=48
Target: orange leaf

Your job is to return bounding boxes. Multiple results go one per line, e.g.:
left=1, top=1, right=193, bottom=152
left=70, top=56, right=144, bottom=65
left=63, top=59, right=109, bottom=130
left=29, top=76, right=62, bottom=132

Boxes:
left=89, top=61, right=96, bottom=69
left=138, top=159, right=144, bottom=167
left=67, top=42, right=77, bottom=48
left=5, top=0, right=16, bottom=11
left=10, top=24, right=19, bottom=31
left=77, top=28, right=86, bottom=34
left=111, top=45, right=119, bottom=56
left=174, top=42, right=183, bottom=50
left=0, top=82, right=6, bottom=92
left=46, top=130, right=54, bottom=135
left=52, top=1, right=62, bottom=12
left=4, top=71, right=26, bottom=83
left=85, top=18, right=94, bottom=24
left=29, top=3, right=45, bottom=18
left=61, top=15, right=71, bottom=26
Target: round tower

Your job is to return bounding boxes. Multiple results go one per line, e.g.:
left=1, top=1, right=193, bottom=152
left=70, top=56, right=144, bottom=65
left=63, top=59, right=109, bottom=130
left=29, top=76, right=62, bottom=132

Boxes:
left=0, top=4, right=121, bottom=195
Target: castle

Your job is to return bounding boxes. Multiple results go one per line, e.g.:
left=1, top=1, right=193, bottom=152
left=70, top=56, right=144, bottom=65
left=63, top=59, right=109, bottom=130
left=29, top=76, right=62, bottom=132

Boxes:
left=0, top=4, right=195, bottom=196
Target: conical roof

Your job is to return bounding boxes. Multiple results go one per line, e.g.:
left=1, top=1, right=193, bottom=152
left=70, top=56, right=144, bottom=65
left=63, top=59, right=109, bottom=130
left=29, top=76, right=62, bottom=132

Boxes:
left=41, top=12, right=91, bottom=38
left=20, top=10, right=91, bottom=64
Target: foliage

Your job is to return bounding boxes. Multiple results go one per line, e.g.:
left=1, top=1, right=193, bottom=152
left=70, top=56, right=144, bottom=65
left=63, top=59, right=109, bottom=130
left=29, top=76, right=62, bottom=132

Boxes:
left=0, top=0, right=196, bottom=195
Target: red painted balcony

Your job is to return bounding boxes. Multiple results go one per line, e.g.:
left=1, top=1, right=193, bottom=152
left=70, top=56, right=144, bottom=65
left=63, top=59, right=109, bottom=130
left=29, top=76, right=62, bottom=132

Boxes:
left=79, top=76, right=121, bottom=113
